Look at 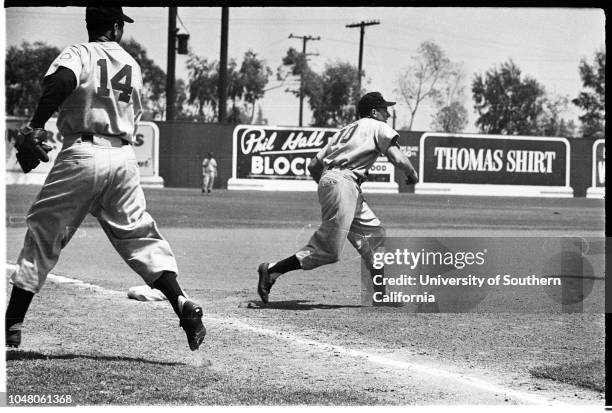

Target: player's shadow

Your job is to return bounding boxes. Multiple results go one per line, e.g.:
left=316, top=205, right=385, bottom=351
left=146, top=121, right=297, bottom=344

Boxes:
left=6, top=350, right=186, bottom=366
left=260, top=300, right=361, bottom=310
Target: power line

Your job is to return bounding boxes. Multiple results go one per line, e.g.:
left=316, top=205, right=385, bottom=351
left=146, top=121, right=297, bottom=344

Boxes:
left=176, top=12, right=190, bottom=35
left=288, top=33, right=320, bottom=127
left=346, top=20, right=380, bottom=96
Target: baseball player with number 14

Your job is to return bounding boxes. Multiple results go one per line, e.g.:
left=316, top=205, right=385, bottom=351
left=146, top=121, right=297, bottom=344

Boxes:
left=257, top=92, right=419, bottom=305
left=5, top=7, right=206, bottom=351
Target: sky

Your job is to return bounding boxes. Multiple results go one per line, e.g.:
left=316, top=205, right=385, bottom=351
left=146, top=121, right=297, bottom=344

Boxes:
left=4, top=6, right=606, bottom=131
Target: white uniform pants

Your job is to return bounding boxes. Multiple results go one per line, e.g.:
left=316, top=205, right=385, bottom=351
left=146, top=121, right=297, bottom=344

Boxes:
left=202, top=172, right=216, bottom=192
left=297, top=169, right=385, bottom=271
left=11, top=137, right=178, bottom=293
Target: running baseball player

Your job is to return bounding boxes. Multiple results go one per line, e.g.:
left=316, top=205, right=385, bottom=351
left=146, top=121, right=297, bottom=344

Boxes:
left=5, top=7, right=206, bottom=351
left=257, top=92, right=419, bottom=304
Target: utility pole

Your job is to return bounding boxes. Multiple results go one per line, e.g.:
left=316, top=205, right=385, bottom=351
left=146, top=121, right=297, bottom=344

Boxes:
left=289, top=33, right=320, bottom=127
left=345, top=20, right=379, bottom=95
left=166, top=7, right=178, bottom=121
left=219, top=7, right=229, bottom=123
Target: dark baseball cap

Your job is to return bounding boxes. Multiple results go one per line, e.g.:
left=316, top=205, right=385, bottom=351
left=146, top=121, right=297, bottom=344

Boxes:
left=358, top=91, right=396, bottom=115
left=86, top=7, right=134, bottom=24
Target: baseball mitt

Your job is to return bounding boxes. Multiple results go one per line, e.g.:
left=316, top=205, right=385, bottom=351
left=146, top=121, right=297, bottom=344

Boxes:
left=14, top=126, right=53, bottom=173
left=405, top=170, right=419, bottom=185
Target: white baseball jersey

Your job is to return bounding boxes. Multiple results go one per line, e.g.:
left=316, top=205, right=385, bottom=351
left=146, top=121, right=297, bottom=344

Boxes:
left=12, top=41, right=177, bottom=295
left=202, top=158, right=218, bottom=174
left=316, top=117, right=399, bottom=181
left=45, top=42, right=143, bottom=143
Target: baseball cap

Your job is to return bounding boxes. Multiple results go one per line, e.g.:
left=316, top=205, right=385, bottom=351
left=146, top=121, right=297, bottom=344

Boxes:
left=86, top=7, right=134, bottom=24
left=357, top=92, right=396, bottom=117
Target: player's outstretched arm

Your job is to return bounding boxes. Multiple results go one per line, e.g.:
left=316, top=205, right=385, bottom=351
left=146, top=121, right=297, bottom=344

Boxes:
left=386, top=144, right=418, bottom=184
left=30, top=67, right=77, bottom=128
left=14, top=68, right=77, bottom=173
left=307, top=157, right=324, bottom=183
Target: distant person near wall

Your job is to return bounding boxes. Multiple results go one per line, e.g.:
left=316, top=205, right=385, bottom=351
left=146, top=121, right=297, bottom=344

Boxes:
left=202, top=152, right=218, bottom=195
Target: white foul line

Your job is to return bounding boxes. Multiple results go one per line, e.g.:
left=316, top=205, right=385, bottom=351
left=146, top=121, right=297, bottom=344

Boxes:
left=6, top=264, right=565, bottom=406
left=205, top=315, right=562, bottom=406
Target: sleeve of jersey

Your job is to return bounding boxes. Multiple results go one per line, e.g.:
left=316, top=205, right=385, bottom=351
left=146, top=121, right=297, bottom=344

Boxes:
left=132, top=65, right=144, bottom=123
left=44, top=46, right=83, bottom=87
left=315, top=139, right=334, bottom=164
left=374, top=122, right=400, bottom=155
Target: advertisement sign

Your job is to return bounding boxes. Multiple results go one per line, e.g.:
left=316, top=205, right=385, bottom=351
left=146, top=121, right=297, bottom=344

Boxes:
left=5, top=118, right=163, bottom=187
left=228, top=125, right=397, bottom=193
left=586, top=139, right=605, bottom=198
left=416, top=133, right=573, bottom=197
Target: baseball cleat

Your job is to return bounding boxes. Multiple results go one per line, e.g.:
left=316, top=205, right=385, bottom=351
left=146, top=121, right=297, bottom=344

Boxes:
left=179, top=300, right=206, bottom=351
left=6, top=323, right=22, bottom=348
left=257, top=262, right=276, bottom=304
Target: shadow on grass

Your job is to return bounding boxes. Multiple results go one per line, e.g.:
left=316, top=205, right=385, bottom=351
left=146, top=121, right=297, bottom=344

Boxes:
left=6, top=350, right=186, bottom=366
left=256, top=300, right=362, bottom=310
left=529, top=358, right=604, bottom=392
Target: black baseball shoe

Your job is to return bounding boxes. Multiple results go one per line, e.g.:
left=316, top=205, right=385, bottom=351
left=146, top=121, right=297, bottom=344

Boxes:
left=6, top=322, right=22, bottom=348
left=257, top=262, right=276, bottom=304
left=179, top=300, right=206, bottom=351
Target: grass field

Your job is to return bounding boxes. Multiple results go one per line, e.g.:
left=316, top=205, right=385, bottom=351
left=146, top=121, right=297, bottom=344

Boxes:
left=4, top=185, right=606, bottom=406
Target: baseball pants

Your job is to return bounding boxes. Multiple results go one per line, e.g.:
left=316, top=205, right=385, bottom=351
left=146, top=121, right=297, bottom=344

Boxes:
left=11, top=136, right=178, bottom=294
left=296, top=168, right=385, bottom=271
left=202, top=173, right=215, bottom=192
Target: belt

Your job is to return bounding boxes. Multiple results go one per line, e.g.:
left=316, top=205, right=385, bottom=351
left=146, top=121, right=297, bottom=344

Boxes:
left=81, top=134, right=129, bottom=147
left=325, top=166, right=365, bottom=186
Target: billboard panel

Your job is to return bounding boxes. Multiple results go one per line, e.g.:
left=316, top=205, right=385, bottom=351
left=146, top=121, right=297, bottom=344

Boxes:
left=5, top=118, right=163, bottom=187
left=228, top=125, right=397, bottom=193
left=586, top=139, right=605, bottom=198
left=416, top=133, right=573, bottom=197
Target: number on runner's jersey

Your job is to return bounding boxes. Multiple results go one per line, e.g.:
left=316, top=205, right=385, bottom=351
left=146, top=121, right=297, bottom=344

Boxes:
left=96, top=59, right=133, bottom=103
left=335, top=124, right=358, bottom=145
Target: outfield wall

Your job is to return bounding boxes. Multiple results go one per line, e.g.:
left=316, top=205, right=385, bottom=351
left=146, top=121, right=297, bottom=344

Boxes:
left=4, top=119, right=603, bottom=197
left=155, top=121, right=235, bottom=189
left=5, top=117, right=164, bottom=187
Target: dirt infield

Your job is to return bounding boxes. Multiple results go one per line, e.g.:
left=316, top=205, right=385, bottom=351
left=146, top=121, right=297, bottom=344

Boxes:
left=4, top=185, right=606, bottom=406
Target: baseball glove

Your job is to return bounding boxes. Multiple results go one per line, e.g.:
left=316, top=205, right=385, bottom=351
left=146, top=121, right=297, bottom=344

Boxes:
left=14, top=126, right=53, bottom=173
left=405, top=170, right=419, bottom=185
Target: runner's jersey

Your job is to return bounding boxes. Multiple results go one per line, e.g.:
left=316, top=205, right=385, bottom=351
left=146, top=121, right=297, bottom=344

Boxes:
left=316, top=117, right=399, bottom=181
left=45, top=42, right=143, bottom=143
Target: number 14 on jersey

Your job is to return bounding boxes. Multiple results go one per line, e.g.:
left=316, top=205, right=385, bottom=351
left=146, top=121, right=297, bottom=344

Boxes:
left=96, top=59, right=133, bottom=103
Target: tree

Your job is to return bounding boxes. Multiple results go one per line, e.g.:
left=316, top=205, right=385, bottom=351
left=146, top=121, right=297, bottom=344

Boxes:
left=122, top=38, right=167, bottom=120
left=174, top=79, right=194, bottom=121
left=186, top=54, right=219, bottom=122
left=5, top=41, right=61, bottom=116
left=278, top=46, right=315, bottom=104
left=431, top=102, right=468, bottom=132
left=187, top=51, right=271, bottom=123
left=472, top=60, right=545, bottom=135
left=279, top=48, right=359, bottom=127
left=430, top=62, right=468, bottom=132
left=226, top=59, right=249, bottom=123
left=279, top=47, right=309, bottom=81
left=309, top=62, right=359, bottom=127
left=572, top=47, right=605, bottom=139
left=253, top=105, right=268, bottom=125
left=239, top=50, right=272, bottom=122
left=536, top=95, right=577, bottom=137
left=395, top=41, right=454, bottom=130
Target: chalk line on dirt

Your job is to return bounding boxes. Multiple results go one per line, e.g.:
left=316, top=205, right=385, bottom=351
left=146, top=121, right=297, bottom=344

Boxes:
left=5, top=263, right=565, bottom=406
